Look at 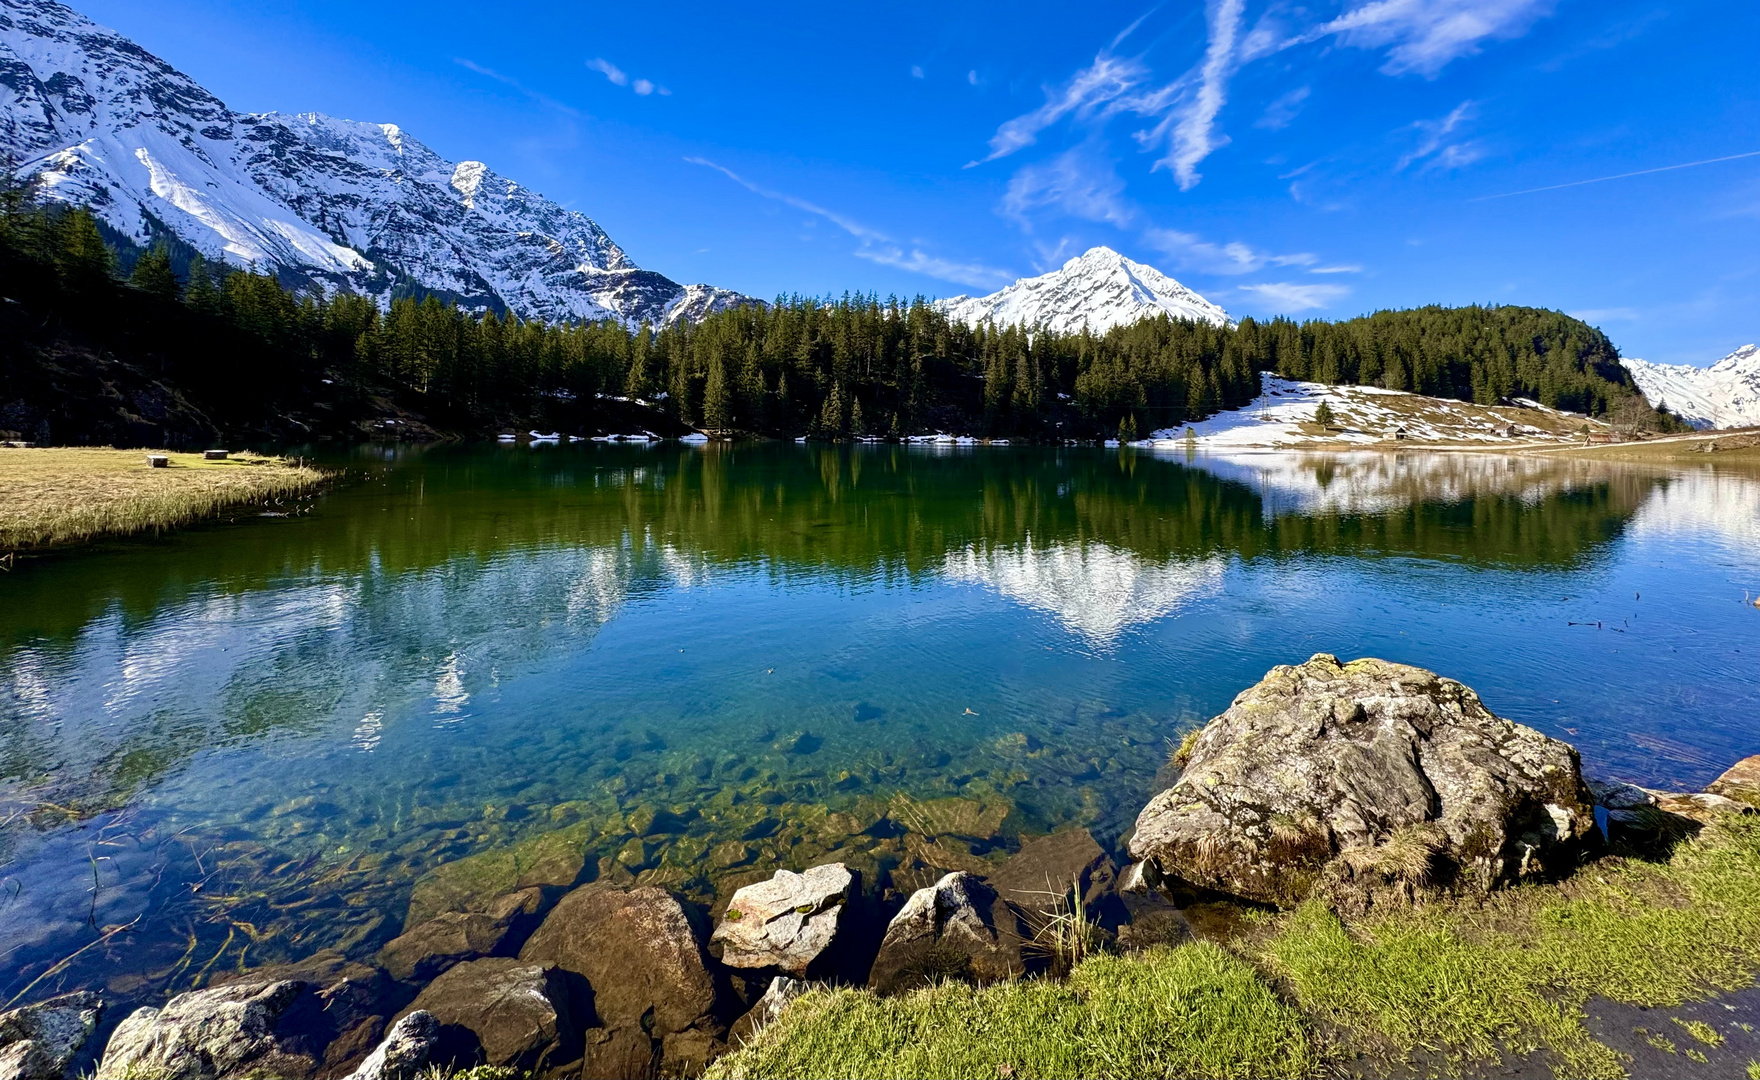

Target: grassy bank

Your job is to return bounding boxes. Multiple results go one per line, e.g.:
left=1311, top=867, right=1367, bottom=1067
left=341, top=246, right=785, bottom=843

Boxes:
left=0, top=447, right=326, bottom=550
left=1527, top=430, right=1760, bottom=466
left=711, top=814, right=1760, bottom=1079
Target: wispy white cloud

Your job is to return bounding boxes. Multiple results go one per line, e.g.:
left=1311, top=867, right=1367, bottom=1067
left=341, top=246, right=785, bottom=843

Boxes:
left=1309, top=264, right=1363, bottom=274
left=1143, top=227, right=1316, bottom=275
left=1256, top=86, right=1310, bottom=131
left=1237, top=282, right=1351, bottom=311
left=686, top=156, right=1014, bottom=289
left=588, top=57, right=670, bottom=96
left=586, top=57, right=627, bottom=86
left=1160, top=0, right=1246, bottom=190
left=455, top=58, right=580, bottom=116
left=1001, top=147, right=1134, bottom=227
left=1294, top=0, right=1555, bottom=77
left=969, top=54, right=1151, bottom=166
left=1398, top=100, right=1480, bottom=170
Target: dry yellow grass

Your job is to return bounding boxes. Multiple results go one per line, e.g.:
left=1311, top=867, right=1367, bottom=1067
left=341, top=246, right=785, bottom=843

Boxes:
left=0, top=447, right=326, bottom=550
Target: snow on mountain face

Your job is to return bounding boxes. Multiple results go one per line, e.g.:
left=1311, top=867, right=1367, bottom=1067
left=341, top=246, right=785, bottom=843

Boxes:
left=936, top=247, right=1230, bottom=335
left=0, top=0, right=757, bottom=326
left=1621, top=345, right=1760, bottom=429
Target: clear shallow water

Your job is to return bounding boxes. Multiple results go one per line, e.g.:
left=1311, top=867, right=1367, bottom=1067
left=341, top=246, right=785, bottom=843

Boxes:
left=1, top=443, right=1757, bottom=1010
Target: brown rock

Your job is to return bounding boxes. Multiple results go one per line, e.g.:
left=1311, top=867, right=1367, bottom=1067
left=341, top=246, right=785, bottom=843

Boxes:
left=867, top=872, right=1027, bottom=995
left=400, top=958, right=577, bottom=1073
left=987, top=828, right=1115, bottom=916
left=405, top=823, right=592, bottom=927
left=378, top=887, right=545, bottom=983
left=207, top=950, right=394, bottom=1076
left=519, top=885, right=720, bottom=1039
left=580, top=1026, right=657, bottom=1080
left=1707, top=755, right=1760, bottom=806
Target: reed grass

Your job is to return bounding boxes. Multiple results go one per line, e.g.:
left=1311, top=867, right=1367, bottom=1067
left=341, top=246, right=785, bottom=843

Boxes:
left=0, top=447, right=326, bottom=550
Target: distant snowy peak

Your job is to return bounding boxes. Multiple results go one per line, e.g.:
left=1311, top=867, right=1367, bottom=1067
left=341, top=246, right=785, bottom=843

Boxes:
left=1622, top=345, right=1760, bottom=429
left=936, top=247, right=1230, bottom=335
left=0, top=0, right=756, bottom=327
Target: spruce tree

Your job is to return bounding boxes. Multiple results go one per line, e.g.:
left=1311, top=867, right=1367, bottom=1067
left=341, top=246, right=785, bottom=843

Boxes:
left=57, top=208, right=113, bottom=289
left=130, top=242, right=179, bottom=300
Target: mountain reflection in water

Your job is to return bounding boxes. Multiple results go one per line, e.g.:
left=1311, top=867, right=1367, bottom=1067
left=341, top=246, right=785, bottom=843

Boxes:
left=1, top=443, right=1755, bottom=1022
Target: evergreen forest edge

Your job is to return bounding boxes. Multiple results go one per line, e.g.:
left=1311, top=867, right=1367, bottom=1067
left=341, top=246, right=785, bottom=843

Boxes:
left=0, top=197, right=1689, bottom=448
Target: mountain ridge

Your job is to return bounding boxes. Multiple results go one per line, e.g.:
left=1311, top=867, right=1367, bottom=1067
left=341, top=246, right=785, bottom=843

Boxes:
left=0, top=0, right=756, bottom=326
left=935, top=247, right=1231, bottom=335
left=1621, top=345, right=1760, bottom=429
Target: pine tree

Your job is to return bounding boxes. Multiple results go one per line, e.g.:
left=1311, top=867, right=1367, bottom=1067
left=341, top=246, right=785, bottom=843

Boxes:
left=57, top=208, right=113, bottom=288
left=1313, top=400, right=1336, bottom=430
left=130, top=242, right=179, bottom=300
left=184, top=252, right=222, bottom=314
left=704, top=348, right=732, bottom=431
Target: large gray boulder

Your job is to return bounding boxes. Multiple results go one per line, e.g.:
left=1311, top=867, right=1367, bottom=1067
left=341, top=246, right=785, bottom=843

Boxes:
left=519, top=885, right=723, bottom=1078
left=95, top=981, right=312, bottom=1080
left=711, top=864, right=852, bottom=976
left=1129, top=654, right=1596, bottom=908
left=867, top=872, right=1027, bottom=995
left=400, top=958, right=577, bottom=1073
left=0, top=992, right=101, bottom=1080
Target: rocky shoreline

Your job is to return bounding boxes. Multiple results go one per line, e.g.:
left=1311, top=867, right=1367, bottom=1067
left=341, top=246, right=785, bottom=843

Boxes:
left=4, top=655, right=1756, bottom=1080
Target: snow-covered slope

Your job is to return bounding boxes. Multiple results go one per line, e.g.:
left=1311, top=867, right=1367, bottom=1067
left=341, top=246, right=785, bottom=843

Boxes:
left=936, top=247, right=1230, bottom=335
left=0, top=0, right=756, bottom=326
left=1621, top=345, right=1760, bottom=429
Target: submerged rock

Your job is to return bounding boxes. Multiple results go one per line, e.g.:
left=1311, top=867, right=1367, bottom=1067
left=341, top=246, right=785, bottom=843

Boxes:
left=711, top=864, right=852, bottom=976
left=987, top=828, right=1116, bottom=917
left=1129, top=654, right=1596, bottom=908
left=378, top=886, right=546, bottom=982
left=342, top=1011, right=437, bottom=1080
left=404, top=822, right=593, bottom=927
left=401, top=958, right=577, bottom=1073
left=867, top=872, right=1027, bottom=995
left=0, top=992, right=101, bottom=1080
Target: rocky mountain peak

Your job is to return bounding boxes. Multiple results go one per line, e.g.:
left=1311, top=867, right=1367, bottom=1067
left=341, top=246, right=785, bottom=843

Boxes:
left=935, top=245, right=1231, bottom=335
left=0, top=0, right=752, bottom=326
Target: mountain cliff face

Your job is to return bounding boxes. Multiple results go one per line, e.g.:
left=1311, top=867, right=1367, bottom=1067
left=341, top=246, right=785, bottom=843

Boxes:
left=1622, top=345, right=1760, bottom=429
left=935, top=247, right=1231, bottom=335
left=0, top=0, right=757, bottom=326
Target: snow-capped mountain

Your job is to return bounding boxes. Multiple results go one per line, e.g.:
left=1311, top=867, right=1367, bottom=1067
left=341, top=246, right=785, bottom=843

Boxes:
left=1621, top=345, right=1760, bottom=429
left=0, top=0, right=756, bottom=326
left=936, top=247, right=1230, bottom=335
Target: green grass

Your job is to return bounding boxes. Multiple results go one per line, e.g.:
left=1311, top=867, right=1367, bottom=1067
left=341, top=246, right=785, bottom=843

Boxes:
left=706, top=943, right=1314, bottom=1080
left=0, top=447, right=325, bottom=550
left=716, top=816, right=1760, bottom=1080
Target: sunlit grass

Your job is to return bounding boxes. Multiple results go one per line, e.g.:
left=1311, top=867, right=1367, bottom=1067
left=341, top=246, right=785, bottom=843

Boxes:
left=0, top=447, right=325, bottom=550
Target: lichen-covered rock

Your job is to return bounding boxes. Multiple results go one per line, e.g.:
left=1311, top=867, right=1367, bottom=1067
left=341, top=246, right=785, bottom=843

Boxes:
left=378, top=887, right=545, bottom=983
left=0, top=991, right=101, bottom=1080
left=1129, top=654, right=1596, bottom=908
left=867, top=872, right=1027, bottom=995
left=711, top=864, right=851, bottom=976
left=95, top=981, right=312, bottom=1080
left=342, top=1011, right=437, bottom=1080
left=209, top=950, right=397, bottom=1076
left=400, top=959, right=576, bottom=1073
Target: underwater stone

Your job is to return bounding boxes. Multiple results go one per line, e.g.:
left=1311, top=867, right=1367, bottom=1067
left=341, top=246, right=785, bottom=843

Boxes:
left=986, top=828, right=1115, bottom=917
left=404, top=823, right=593, bottom=928
left=378, top=886, right=546, bottom=982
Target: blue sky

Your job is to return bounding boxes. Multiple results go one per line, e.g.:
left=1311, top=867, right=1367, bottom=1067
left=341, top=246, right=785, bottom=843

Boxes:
left=84, top=0, right=1758, bottom=363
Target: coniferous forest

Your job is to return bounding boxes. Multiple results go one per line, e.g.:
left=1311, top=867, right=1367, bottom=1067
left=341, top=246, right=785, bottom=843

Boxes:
left=0, top=196, right=1664, bottom=447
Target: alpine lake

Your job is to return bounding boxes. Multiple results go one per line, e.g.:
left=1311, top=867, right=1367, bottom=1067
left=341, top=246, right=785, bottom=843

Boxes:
left=2, top=442, right=1757, bottom=1019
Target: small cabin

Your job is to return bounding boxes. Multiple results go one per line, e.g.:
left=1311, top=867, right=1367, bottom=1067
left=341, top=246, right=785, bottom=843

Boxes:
left=1392, top=427, right=1409, bottom=440
left=1504, top=424, right=1520, bottom=438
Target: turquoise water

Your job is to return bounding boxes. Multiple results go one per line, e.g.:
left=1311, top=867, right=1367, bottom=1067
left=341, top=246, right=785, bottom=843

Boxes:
left=1, top=443, right=1756, bottom=1008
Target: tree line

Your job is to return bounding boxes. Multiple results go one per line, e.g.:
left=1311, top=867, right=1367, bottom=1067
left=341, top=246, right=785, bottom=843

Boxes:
left=1, top=194, right=1672, bottom=445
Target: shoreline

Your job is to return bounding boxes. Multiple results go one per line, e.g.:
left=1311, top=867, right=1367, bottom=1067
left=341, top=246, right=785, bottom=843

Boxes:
left=0, top=447, right=328, bottom=553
